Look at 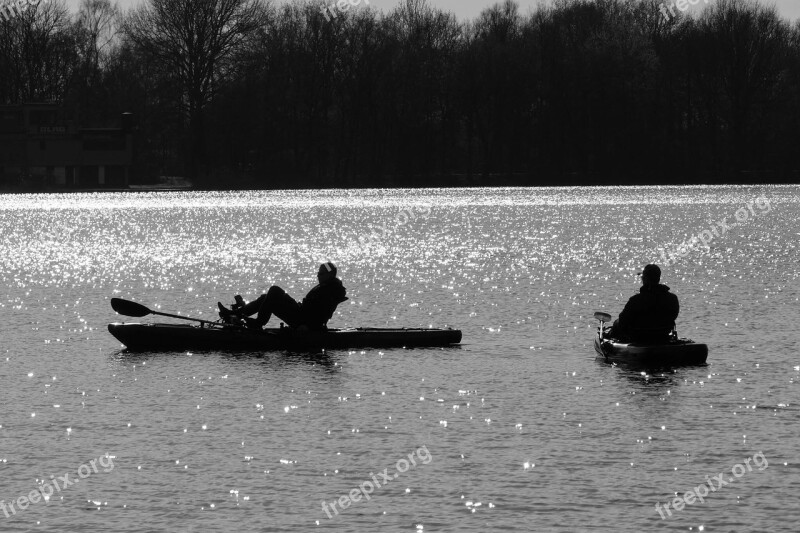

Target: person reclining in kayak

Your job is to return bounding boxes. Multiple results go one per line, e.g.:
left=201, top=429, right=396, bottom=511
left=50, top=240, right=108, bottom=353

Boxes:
left=608, top=264, right=680, bottom=342
left=218, top=262, right=348, bottom=330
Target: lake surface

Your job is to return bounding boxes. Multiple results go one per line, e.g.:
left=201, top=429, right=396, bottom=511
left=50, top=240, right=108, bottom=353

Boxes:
left=0, top=186, right=798, bottom=532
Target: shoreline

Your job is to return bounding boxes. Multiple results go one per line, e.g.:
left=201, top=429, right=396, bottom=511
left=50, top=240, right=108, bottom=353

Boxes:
left=1, top=181, right=797, bottom=195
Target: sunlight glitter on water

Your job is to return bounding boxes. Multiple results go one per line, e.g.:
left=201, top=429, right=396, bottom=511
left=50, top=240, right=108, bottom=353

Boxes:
left=0, top=186, right=798, bottom=532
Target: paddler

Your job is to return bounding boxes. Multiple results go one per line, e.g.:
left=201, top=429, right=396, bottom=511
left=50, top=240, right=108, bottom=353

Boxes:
left=607, top=264, right=680, bottom=342
left=218, top=262, right=348, bottom=330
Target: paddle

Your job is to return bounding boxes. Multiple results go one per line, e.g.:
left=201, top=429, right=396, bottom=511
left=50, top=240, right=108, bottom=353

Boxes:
left=594, top=311, right=612, bottom=341
left=110, top=298, right=218, bottom=327
left=594, top=312, right=612, bottom=323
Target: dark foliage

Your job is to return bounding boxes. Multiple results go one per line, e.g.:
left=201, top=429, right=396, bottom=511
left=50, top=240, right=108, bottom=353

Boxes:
left=2, top=0, right=798, bottom=186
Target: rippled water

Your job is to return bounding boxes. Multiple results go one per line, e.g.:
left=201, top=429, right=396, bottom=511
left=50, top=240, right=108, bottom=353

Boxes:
left=1, top=186, right=798, bottom=532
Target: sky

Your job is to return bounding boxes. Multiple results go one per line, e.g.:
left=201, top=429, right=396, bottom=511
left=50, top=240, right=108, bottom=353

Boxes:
left=64, top=0, right=800, bottom=22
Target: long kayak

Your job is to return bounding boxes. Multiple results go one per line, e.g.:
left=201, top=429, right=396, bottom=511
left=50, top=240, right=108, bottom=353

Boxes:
left=108, top=322, right=462, bottom=351
left=593, top=336, right=708, bottom=366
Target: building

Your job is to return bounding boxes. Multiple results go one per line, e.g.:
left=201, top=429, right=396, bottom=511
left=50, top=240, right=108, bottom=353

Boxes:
left=0, top=103, right=133, bottom=189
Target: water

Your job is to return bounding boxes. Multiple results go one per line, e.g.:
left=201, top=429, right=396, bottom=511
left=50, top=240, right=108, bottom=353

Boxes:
left=0, top=186, right=798, bottom=532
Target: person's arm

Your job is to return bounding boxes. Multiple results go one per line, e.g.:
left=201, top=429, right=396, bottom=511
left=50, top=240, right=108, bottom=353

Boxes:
left=302, top=284, right=347, bottom=327
left=617, top=295, right=637, bottom=327
left=669, top=294, right=680, bottom=323
left=320, top=285, right=347, bottom=322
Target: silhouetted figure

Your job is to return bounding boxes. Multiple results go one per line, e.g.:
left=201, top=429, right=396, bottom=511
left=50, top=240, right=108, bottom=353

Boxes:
left=218, top=263, right=348, bottom=330
left=608, top=264, right=680, bottom=342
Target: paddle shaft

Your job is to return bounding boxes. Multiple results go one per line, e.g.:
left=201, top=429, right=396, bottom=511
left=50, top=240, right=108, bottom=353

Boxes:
left=149, top=309, right=218, bottom=326
left=594, top=312, right=613, bottom=341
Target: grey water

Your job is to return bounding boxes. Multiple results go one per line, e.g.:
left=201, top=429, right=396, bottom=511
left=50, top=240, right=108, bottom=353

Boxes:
left=0, top=186, right=798, bottom=532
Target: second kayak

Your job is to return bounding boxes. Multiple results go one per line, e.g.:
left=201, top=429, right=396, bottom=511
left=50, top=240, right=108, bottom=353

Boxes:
left=593, top=336, right=708, bottom=366
left=592, top=311, right=708, bottom=366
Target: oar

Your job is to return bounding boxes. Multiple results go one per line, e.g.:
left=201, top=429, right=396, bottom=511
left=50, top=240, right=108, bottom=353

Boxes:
left=110, top=298, right=218, bottom=326
left=594, top=312, right=612, bottom=323
left=594, top=311, right=612, bottom=341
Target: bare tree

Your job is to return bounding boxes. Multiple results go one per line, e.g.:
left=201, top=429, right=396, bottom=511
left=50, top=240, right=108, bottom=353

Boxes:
left=694, top=0, right=792, bottom=171
left=124, top=0, right=267, bottom=179
left=0, top=0, right=77, bottom=103
left=78, top=0, right=120, bottom=72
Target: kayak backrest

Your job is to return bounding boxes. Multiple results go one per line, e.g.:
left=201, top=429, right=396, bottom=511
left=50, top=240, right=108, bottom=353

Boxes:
left=627, top=326, right=674, bottom=343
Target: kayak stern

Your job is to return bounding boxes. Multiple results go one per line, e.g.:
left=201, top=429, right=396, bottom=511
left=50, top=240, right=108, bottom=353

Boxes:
left=594, top=335, right=708, bottom=366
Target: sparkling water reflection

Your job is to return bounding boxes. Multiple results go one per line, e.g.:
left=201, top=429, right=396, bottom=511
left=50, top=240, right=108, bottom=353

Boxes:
left=0, top=186, right=798, bottom=531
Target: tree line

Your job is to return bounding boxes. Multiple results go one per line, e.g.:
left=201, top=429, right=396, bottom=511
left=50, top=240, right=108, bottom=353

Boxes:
left=2, top=0, right=799, bottom=187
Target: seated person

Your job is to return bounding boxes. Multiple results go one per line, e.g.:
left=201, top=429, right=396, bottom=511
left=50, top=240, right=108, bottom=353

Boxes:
left=218, top=262, right=348, bottom=330
left=608, top=264, right=679, bottom=343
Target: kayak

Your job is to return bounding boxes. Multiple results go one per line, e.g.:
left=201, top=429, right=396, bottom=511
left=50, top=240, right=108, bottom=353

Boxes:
left=593, top=335, right=708, bottom=366
left=108, top=322, right=463, bottom=352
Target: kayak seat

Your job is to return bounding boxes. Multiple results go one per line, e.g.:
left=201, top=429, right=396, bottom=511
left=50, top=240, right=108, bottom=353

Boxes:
left=626, top=326, right=676, bottom=344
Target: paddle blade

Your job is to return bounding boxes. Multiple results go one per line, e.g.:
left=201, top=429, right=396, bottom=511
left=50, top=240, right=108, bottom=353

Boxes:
left=111, top=298, right=152, bottom=318
left=594, top=311, right=612, bottom=322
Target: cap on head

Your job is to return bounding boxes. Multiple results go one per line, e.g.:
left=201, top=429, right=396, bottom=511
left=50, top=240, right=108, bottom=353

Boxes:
left=320, top=262, right=337, bottom=276
left=639, top=264, right=661, bottom=284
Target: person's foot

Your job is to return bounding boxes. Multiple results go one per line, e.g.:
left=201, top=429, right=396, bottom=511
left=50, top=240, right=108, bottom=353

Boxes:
left=218, top=302, right=240, bottom=319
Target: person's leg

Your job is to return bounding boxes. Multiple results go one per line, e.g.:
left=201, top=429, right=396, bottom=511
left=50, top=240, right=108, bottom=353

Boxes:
left=255, top=286, right=302, bottom=326
left=237, top=294, right=266, bottom=318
